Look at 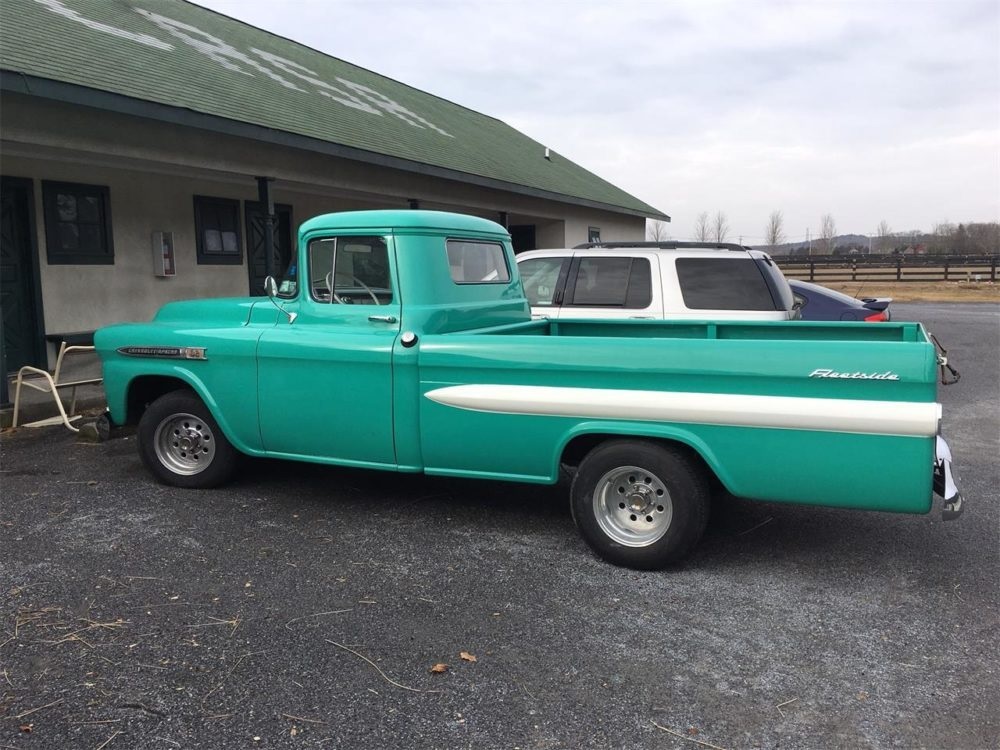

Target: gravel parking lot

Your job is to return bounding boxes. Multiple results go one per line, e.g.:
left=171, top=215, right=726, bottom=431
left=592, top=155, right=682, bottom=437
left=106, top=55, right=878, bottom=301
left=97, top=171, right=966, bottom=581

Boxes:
left=2, top=302, right=997, bottom=750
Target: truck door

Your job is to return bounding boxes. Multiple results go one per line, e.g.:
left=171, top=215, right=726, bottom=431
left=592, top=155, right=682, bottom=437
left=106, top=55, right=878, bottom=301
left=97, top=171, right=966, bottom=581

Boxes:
left=561, top=253, right=664, bottom=319
left=256, top=235, right=399, bottom=466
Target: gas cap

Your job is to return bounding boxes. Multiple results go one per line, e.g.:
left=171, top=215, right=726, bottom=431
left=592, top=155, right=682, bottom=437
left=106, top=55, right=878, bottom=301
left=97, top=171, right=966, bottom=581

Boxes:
left=400, top=331, right=418, bottom=348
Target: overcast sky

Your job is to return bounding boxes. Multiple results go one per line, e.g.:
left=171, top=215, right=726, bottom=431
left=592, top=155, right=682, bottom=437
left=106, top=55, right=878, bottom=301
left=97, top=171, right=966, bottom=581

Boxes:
left=195, top=0, right=999, bottom=243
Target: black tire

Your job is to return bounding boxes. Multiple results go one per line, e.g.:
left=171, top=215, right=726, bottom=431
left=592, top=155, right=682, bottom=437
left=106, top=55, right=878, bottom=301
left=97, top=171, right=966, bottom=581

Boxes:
left=570, top=440, right=709, bottom=569
left=137, top=389, right=238, bottom=488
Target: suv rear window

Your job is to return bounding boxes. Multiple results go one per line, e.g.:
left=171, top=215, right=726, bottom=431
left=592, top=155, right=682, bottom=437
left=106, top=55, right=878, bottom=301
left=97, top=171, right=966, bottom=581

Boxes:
left=675, top=258, right=778, bottom=311
left=568, top=257, right=652, bottom=308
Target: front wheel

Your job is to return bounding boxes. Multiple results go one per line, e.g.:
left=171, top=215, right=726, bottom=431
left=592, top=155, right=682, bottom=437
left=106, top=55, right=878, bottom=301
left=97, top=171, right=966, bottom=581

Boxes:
left=570, top=440, right=709, bottom=569
left=138, top=389, right=238, bottom=488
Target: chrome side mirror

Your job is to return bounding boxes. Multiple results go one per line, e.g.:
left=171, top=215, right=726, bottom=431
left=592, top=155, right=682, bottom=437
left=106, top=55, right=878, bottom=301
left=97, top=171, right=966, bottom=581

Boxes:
left=264, top=275, right=296, bottom=324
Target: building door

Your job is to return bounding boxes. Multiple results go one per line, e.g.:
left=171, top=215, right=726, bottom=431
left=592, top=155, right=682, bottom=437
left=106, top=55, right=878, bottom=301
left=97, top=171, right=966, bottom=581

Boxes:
left=509, top=224, right=536, bottom=254
left=1, top=177, right=44, bottom=388
left=244, top=202, right=292, bottom=296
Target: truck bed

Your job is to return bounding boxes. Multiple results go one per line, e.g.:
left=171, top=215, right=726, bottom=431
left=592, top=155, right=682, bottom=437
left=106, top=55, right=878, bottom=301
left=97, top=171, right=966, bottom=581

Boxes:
left=491, top=317, right=927, bottom=343
left=416, top=317, right=939, bottom=512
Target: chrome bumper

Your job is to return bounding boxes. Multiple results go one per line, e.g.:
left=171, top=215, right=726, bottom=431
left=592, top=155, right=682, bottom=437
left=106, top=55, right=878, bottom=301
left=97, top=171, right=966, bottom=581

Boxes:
left=934, top=435, right=964, bottom=521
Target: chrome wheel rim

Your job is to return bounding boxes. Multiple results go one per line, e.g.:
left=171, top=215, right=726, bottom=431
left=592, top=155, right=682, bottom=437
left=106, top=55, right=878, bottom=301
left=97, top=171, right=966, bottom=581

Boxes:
left=153, top=412, right=215, bottom=475
left=592, top=465, right=672, bottom=547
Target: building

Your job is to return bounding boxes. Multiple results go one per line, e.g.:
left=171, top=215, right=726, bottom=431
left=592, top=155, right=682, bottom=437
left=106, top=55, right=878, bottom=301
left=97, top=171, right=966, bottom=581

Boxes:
left=0, top=0, right=667, bottom=388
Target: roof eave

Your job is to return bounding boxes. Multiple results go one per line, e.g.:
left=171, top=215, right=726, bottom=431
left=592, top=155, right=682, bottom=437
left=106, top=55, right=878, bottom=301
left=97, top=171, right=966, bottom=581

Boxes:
left=0, top=71, right=670, bottom=222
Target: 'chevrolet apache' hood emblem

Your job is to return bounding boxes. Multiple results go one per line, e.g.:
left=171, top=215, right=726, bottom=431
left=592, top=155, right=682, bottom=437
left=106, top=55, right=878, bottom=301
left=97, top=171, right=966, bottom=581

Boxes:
left=809, top=368, right=899, bottom=381
left=118, top=346, right=207, bottom=360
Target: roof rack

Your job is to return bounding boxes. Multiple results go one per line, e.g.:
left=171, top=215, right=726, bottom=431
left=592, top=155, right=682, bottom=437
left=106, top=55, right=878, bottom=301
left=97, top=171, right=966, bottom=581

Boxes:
left=572, top=241, right=751, bottom=251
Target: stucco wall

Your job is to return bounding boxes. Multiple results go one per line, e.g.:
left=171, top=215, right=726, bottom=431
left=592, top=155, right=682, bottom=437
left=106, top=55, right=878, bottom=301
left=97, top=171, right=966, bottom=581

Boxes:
left=1, top=94, right=650, bottom=336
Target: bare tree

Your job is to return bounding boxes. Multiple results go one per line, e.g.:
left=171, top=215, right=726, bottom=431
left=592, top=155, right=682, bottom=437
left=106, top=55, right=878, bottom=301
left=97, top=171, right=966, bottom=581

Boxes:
left=819, top=214, right=837, bottom=254
left=647, top=219, right=670, bottom=242
left=713, top=211, right=730, bottom=243
left=764, top=210, right=785, bottom=247
left=877, top=219, right=892, bottom=253
left=694, top=212, right=711, bottom=242
left=930, top=221, right=956, bottom=253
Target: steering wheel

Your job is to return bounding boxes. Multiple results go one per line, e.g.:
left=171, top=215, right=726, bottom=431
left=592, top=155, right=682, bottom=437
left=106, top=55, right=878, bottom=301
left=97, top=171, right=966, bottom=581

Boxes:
left=327, top=272, right=380, bottom=305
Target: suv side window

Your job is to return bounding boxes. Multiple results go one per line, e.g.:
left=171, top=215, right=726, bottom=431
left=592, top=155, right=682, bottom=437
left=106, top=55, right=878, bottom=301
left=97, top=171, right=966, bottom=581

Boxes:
left=567, top=257, right=652, bottom=309
left=675, top=258, right=777, bottom=311
left=518, top=257, right=567, bottom=306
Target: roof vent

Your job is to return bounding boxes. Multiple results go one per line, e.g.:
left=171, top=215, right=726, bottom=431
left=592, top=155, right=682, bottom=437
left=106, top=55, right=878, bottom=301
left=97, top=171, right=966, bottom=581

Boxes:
left=544, top=147, right=551, bottom=161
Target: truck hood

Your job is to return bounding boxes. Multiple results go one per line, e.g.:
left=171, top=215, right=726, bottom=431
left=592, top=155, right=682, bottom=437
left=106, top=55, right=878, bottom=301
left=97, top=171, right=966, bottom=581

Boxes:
left=94, top=297, right=272, bottom=358
left=151, top=297, right=260, bottom=326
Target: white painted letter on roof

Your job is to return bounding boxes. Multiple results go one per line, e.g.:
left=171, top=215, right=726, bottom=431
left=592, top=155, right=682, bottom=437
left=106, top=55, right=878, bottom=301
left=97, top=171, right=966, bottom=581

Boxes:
left=336, top=79, right=454, bottom=137
left=249, top=49, right=381, bottom=115
left=132, top=9, right=305, bottom=91
left=33, top=0, right=174, bottom=50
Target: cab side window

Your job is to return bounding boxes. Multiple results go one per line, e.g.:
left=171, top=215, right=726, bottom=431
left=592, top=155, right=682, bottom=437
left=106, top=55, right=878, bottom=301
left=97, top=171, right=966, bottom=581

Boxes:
left=308, top=236, right=393, bottom=305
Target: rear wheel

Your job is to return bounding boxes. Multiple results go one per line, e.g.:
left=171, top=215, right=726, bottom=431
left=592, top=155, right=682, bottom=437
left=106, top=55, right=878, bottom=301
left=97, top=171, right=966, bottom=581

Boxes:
left=138, top=389, right=238, bottom=488
left=570, top=440, right=709, bottom=569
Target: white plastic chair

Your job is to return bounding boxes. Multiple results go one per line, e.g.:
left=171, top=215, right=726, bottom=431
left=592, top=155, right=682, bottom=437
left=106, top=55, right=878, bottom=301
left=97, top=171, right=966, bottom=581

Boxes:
left=11, top=343, right=103, bottom=432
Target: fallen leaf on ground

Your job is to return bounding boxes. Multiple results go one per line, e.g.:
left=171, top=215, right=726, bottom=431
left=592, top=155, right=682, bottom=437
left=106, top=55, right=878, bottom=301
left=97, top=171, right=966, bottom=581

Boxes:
left=20, top=724, right=33, bottom=733
left=430, top=663, right=449, bottom=674
left=459, top=651, right=477, bottom=662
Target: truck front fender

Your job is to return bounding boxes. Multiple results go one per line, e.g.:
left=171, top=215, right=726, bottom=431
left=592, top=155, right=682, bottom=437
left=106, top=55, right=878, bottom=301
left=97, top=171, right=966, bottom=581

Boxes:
left=109, top=362, right=265, bottom=455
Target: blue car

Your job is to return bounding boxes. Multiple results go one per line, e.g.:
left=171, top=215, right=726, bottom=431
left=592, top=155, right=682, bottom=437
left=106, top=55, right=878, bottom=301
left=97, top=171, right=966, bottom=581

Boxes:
left=790, top=279, right=892, bottom=322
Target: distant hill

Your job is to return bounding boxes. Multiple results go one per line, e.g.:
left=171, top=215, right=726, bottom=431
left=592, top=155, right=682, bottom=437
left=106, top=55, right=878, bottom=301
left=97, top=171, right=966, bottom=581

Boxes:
left=761, top=234, right=874, bottom=255
left=758, top=222, right=999, bottom=256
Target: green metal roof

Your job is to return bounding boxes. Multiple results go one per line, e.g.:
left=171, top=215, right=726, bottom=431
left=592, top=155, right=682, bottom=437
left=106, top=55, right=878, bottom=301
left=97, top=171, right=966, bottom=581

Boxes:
left=0, top=0, right=667, bottom=220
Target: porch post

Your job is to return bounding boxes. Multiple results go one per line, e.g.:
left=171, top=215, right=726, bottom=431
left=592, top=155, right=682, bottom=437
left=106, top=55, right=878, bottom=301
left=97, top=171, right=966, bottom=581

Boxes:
left=256, top=176, right=276, bottom=280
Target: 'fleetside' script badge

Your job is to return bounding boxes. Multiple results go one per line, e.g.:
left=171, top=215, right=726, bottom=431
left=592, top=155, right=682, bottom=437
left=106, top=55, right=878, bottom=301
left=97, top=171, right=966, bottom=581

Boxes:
left=809, top=369, right=899, bottom=381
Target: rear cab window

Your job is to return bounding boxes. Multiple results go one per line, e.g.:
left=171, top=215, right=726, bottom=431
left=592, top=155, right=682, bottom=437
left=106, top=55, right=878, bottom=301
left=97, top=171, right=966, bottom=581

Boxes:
left=447, top=240, right=510, bottom=284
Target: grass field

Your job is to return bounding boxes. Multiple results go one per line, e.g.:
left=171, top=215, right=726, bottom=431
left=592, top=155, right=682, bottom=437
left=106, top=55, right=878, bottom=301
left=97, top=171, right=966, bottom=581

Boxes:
left=779, top=261, right=999, bottom=302
left=803, top=280, right=999, bottom=302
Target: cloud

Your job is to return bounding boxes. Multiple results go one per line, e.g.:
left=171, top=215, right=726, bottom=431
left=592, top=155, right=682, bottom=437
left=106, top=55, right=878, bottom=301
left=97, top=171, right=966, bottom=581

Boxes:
left=193, top=0, right=1000, bottom=239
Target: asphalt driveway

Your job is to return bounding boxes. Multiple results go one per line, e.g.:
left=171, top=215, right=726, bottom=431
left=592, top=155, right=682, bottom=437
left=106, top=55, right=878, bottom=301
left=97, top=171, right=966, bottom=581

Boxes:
left=1, top=302, right=997, bottom=749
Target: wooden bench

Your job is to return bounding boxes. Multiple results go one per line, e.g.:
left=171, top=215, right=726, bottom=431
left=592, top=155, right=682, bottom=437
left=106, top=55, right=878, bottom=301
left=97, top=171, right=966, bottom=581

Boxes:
left=11, top=332, right=102, bottom=432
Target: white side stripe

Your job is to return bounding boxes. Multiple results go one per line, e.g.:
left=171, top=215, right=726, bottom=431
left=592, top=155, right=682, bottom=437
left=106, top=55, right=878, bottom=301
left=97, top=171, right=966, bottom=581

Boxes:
left=424, top=384, right=941, bottom=437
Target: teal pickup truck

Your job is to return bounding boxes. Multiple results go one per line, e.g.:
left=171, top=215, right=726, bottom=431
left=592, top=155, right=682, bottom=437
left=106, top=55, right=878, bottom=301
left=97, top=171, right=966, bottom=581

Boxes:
left=95, top=210, right=963, bottom=569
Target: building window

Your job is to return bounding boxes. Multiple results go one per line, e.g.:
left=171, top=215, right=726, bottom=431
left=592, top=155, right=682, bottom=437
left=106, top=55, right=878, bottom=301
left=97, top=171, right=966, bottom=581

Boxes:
left=588, top=226, right=601, bottom=243
left=194, top=196, right=242, bottom=265
left=42, top=181, right=114, bottom=264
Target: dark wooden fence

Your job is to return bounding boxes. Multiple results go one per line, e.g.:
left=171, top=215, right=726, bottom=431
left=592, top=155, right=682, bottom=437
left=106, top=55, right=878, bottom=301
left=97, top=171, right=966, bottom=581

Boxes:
left=776, top=255, right=998, bottom=283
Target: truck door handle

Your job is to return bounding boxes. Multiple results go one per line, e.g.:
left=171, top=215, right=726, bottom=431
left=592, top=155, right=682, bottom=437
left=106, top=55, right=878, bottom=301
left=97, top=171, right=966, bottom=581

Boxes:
left=368, top=314, right=397, bottom=324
